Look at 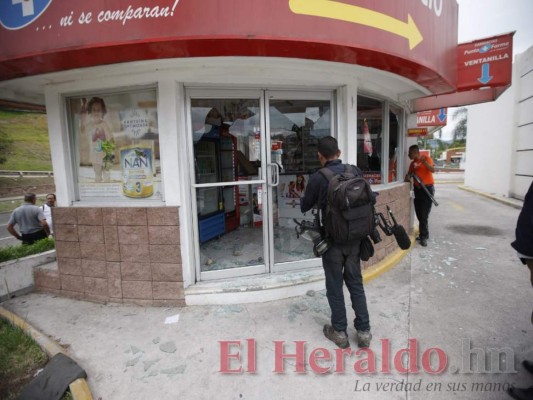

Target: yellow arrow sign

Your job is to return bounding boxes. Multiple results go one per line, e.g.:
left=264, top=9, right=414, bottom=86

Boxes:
left=288, top=0, right=423, bottom=50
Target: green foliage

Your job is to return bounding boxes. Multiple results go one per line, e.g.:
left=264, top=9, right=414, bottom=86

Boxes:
left=452, top=107, right=468, bottom=142
left=0, top=111, right=51, bottom=171
left=0, top=319, right=48, bottom=399
left=0, top=237, right=55, bottom=263
left=101, top=140, right=116, bottom=170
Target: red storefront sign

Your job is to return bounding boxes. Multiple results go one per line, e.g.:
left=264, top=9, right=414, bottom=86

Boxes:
left=0, top=0, right=458, bottom=94
left=457, top=33, right=513, bottom=91
left=417, top=108, right=447, bottom=127
left=412, top=32, right=514, bottom=112
left=408, top=128, right=428, bottom=137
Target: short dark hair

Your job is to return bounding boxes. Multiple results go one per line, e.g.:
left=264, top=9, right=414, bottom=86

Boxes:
left=24, top=193, right=36, bottom=202
left=409, top=144, right=420, bottom=152
left=46, top=193, right=56, bottom=199
left=318, top=136, right=339, bottom=159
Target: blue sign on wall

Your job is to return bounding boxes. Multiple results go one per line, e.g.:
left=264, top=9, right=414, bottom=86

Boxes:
left=0, top=0, right=52, bottom=30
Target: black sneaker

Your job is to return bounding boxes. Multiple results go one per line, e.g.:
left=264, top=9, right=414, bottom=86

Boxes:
left=419, top=238, right=427, bottom=247
left=355, top=329, right=372, bottom=348
left=323, top=324, right=349, bottom=349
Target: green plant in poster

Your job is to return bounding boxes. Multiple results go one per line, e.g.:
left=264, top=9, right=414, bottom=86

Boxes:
left=101, top=140, right=115, bottom=171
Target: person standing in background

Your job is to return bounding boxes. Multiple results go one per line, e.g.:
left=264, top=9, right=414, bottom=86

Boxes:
left=7, top=193, right=50, bottom=245
left=42, top=193, right=56, bottom=234
left=507, top=181, right=533, bottom=399
left=405, top=145, right=435, bottom=247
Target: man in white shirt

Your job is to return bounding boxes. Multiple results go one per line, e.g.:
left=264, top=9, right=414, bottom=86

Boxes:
left=42, top=193, right=56, bottom=234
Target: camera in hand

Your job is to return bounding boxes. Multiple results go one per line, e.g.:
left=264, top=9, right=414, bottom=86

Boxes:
left=294, top=209, right=330, bottom=257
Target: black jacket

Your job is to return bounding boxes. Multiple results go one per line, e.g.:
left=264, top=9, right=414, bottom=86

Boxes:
left=511, top=181, right=533, bottom=259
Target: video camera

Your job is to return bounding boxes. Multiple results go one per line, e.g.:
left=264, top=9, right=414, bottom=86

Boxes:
left=294, top=209, right=330, bottom=257
left=374, top=206, right=411, bottom=250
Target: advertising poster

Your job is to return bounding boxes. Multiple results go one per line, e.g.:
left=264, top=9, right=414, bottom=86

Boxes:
left=68, top=89, right=162, bottom=201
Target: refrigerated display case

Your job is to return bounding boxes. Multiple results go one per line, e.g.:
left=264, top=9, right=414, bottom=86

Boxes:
left=195, top=138, right=225, bottom=243
left=195, top=133, right=240, bottom=242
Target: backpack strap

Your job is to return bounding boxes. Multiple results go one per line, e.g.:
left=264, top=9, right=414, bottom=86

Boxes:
left=319, top=167, right=336, bottom=182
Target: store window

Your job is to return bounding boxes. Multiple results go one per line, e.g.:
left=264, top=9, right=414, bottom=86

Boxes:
left=388, top=105, right=402, bottom=183
left=67, top=88, right=161, bottom=201
left=357, top=96, right=383, bottom=184
left=356, top=96, right=403, bottom=184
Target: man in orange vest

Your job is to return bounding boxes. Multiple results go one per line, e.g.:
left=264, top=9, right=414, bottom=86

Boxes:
left=405, top=145, right=435, bottom=247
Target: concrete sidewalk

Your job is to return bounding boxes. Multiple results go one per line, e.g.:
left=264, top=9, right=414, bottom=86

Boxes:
left=1, top=185, right=532, bottom=400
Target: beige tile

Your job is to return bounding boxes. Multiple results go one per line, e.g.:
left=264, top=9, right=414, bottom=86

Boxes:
left=77, top=208, right=103, bottom=225
left=116, top=208, right=147, bottom=226
left=121, top=262, right=152, bottom=281
left=119, top=244, right=150, bottom=262
left=148, top=226, right=180, bottom=245
left=147, top=207, right=179, bottom=226
left=53, top=208, right=78, bottom=225
left=81, top=259, right=107, bottom=278
left=84, top=277, right=108, bottom=296
left=61, top=274, right=84, bottom=292
left=152, top=281, right=184, bottom=300
left=118, top=226, right=149, bottom=244
left=105, top=243, right=121, bottom=261
left=78, top=225, right=104, bottom=243
left=57, top=258, right=82, bottom=276
left=54, top=224, right=79, bottom=242
left=102, top=208, right=117, bottom=225
left=122, top=280, right=152, bottom=299
left=80, top=242, right=106, bottom=260
left=149, top=245, right=181, bottom=263
left=55, top=241, right=81, bottom=259
left=151, top=263, right=182, bottom=282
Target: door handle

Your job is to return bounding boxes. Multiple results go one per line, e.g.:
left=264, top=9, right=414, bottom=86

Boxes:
left=269, top=163, right=280, bottom=187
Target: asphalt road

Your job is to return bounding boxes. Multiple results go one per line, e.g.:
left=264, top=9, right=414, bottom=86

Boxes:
left=0, top=211, right=18, bottom=248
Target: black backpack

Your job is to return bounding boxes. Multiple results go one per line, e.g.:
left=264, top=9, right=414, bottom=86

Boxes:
left=319, top=165, right=375, bottom=243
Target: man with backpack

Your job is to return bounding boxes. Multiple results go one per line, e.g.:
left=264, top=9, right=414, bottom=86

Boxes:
left=300, top=136, right=372, bottom=349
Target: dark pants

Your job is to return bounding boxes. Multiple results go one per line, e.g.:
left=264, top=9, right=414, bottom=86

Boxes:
left=321, top=240, right=370, bottom=333
left=21, top=230, right=47, bottom=245
left=414, top=185, right=435, bottom=240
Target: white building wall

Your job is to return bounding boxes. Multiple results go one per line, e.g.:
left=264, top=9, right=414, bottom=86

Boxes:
left=464, top=84, right=515, bottom=197
left=465, top=45, right=533, bottom=199
left=511, top=46, right=533, bottom=199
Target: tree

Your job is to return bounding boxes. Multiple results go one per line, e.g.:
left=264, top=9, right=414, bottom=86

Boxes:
left=451, top=107, right=468, bottom=144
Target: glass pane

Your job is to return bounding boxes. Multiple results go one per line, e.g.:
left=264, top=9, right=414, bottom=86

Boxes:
left=270, top=99, right=331, bottom=264
left=191, top=98, right=264, bottom=272
left=67, top=89, right=162, bottom=200
left=357, top=96, right=383, bottom=185
left=191, top=98, right=261, bottom=184
left=388, top=105, right=402, bottom=183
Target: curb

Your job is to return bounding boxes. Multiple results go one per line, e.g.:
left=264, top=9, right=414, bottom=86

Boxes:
left=0, top=306, right=93, bottom=400
left=458, top=185, right=523, bottom=210
left=363, top=234, right=414, bottom=283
